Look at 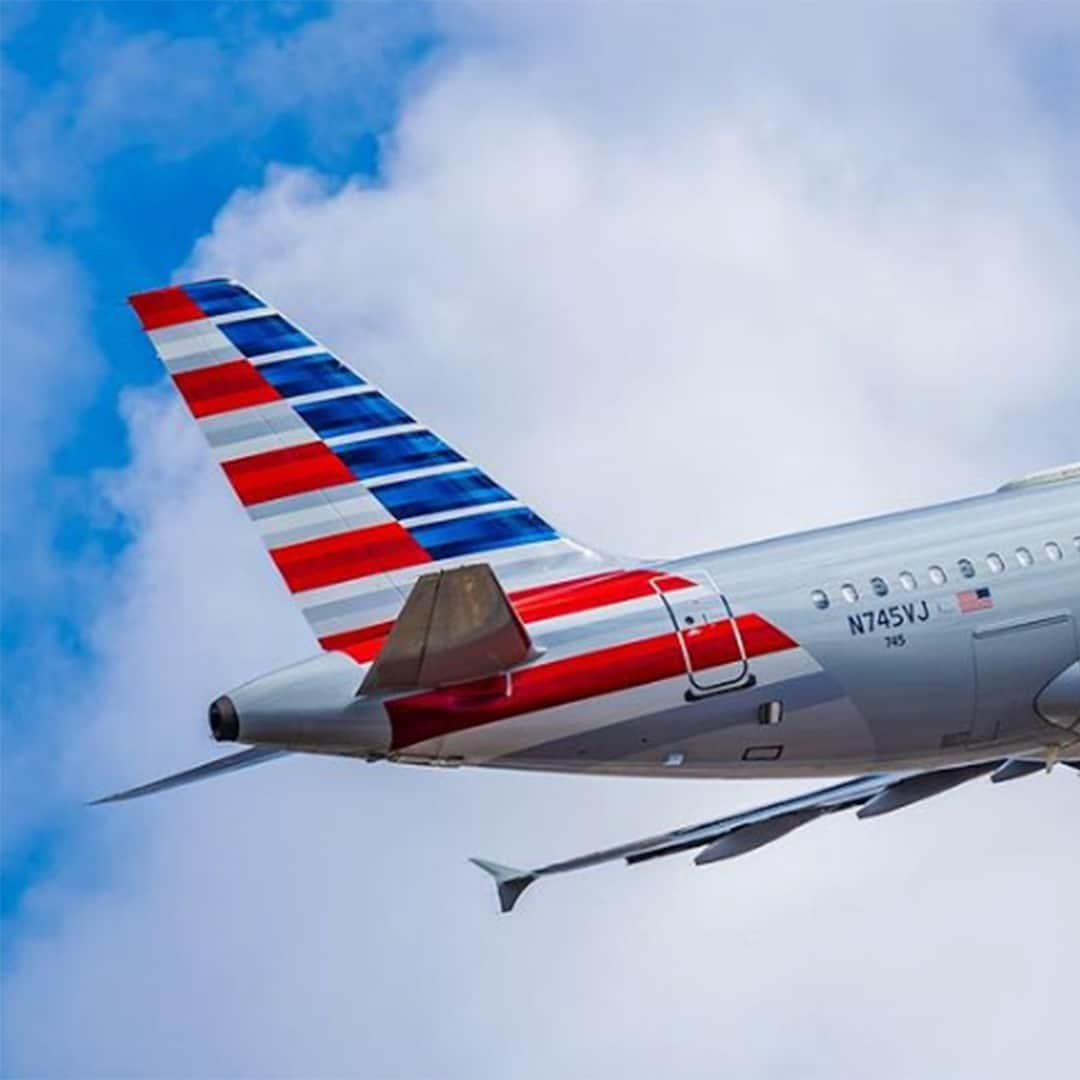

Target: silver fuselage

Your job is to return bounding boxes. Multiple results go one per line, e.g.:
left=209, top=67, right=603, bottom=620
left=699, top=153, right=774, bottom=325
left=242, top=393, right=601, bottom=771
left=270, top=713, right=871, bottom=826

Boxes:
left=644, top=477, right=1080, bottom=776
left=221, top=476, right=1080, bottom=779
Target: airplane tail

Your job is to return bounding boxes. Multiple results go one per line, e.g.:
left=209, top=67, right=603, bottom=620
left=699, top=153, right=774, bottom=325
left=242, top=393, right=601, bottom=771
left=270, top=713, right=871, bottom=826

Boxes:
left=129, top=279, right=614, bottom=663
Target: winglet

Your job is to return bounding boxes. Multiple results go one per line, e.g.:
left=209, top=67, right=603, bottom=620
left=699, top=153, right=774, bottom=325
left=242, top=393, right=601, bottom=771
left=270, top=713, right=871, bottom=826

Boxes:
left=469, top=858, right=536, bottom=914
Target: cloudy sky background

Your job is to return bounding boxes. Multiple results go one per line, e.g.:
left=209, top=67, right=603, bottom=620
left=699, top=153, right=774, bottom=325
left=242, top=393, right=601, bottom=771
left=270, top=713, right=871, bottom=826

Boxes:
left=2, top=3, right=1079, bottom=1076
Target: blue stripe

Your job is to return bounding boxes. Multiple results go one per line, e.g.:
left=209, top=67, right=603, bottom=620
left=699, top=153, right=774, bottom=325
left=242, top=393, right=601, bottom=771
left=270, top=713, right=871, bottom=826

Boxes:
left=219, top=315, right=314, bottom=357
left=297, top=392, right=411, bottom=439
left=259, top=353, right=364, bottom=398
left=372, top=468, right=512, bottom=521
left=335, top=431, right=464, bottom=480
left=183, top=280, right=263, bottom=317
left=411, top=507, right=557, bottom=560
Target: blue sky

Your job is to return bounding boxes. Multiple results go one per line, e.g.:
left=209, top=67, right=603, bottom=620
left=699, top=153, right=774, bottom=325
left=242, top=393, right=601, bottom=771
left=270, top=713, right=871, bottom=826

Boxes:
left=2, top=0, right=437, bottom=916
left=2, top=4, right=1079, bottom=1077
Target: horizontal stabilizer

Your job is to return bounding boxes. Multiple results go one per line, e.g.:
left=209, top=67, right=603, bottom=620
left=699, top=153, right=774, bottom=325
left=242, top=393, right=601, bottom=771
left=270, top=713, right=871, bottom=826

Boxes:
left=362, top=564, right=535, bottom=695
left=469, top=858, right=536, bottom=914
left=90, top=747, right=288, bottom=805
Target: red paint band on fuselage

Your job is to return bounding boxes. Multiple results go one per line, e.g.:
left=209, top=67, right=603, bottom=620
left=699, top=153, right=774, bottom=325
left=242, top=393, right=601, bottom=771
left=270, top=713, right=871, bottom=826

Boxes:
left=318, top=620, right=396, bottom=661
left=386, top=613, right=798, bottom=750
left=510, top=568, right=692, bottom=623
left=320, top=569, right=698, bottom=664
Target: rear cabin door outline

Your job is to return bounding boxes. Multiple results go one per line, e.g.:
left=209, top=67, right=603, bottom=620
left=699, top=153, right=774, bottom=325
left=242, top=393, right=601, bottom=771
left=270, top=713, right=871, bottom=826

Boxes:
left=651, top=569, right=752, bottom=695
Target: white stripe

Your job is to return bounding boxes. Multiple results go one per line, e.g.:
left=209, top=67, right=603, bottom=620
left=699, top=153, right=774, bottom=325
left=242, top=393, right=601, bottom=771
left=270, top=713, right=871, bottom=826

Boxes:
left=249, top=345, right=326, bottom=367
left=246, top=481, right=368, bottom=521
left=294, top=537, right=581, bottom=614
left=148, top=318, right=217, bottom=352
left=199, top=399, right=306, bottom=439
left=212, top=426, right=318, bottom=464
left=397, top=500, right=522, bottom=530
left=364, top=461, right=474, bottom=489
left=198, top=399, right=316, bottom=462
left=150, top=321, right=240, bottom=373
left=212, top=306, right=275, bottom=325
left=305, top=584, right=406, bottom=640
left=324, top=422, right=423, bottom=447
left=258, top=491, right=394, bottom=550
left=385, top=538, right=591, bottom=594
left=302, top=544, right=613, bottom=637
left=286, top=384, right=376, bottom=408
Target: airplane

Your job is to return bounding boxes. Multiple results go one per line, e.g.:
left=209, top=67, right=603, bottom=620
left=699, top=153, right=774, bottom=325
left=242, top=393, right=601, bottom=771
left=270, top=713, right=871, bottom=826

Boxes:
left=96, top=277, right=1080, bottom=913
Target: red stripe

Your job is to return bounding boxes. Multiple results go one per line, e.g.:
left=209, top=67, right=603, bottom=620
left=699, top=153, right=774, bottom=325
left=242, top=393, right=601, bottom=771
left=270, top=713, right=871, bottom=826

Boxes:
left=222, top=442, right=356, bottom=506
left=129, top=286, right=205, bottom=330
left=387, top=614, right=797, bottom=750
left=732, top=613, right=798, bottom=656
left=319, top=620, right=395, bottom=662
left=510, top=569, right=692, bottom=623
left=173, top=360, right=281, bottom=418
left=680, top=618, right=741, bottom=671
left=388, top=633, right=684, bottom=750
left=272, top=523, right=431, bottom=593
left=319, top=570, right=695, bottom=664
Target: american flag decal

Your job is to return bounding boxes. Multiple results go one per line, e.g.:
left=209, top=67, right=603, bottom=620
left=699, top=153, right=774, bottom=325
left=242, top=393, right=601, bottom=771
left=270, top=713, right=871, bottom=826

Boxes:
left=956, top=586, right=994, bottom=614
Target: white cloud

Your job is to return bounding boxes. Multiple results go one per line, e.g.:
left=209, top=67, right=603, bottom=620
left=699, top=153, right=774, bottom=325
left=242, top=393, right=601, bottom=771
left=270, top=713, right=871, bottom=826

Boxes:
left=0, top=239, right=111, bottom=852
left=1, top=4, right=428, bottom=213
left=185, top=9, right=1079, bottom=557
left=0, top=239, right=102, bottom=493
left=4, top=4, right=1080, bottom=1077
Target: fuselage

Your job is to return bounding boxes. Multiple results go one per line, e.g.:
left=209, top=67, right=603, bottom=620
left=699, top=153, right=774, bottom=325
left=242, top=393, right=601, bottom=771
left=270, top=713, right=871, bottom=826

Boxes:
left=381, top=475, right=1080, bottom=778
left=125, top=278, right=1080, bottom=784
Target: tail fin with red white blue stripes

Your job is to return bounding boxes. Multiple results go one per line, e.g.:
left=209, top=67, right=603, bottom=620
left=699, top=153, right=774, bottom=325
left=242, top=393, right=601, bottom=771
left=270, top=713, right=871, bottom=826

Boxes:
left=129, top=278, right=612, bottom=662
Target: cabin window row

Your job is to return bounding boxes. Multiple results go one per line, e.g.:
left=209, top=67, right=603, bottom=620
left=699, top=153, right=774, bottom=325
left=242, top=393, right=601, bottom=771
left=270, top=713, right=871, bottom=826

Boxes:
left=810, top=535, right=1080, bottom=610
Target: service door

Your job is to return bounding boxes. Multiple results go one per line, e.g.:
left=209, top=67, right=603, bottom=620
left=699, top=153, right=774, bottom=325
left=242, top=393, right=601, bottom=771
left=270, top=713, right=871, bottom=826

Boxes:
left=653, top=570, right=750, bottom=695
left=971, top=613, right=1079, bottom=744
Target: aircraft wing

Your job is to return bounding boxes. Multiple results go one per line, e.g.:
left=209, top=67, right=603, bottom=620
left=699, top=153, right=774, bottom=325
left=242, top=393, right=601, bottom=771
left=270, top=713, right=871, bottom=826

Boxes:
left=472, top=759, right=1010, bottom=912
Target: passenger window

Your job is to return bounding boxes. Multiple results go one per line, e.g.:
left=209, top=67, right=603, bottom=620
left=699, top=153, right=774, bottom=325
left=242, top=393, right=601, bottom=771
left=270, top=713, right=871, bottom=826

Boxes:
left=957, top=558, right=976, bottom=579
left=898, top=571, right=917, bottom=591
left=928, top=565, right=947, bottom=586
left=1016, top=546, right=1034, bottom=567
left=841, top=584, right=859, bottom=603
left=986, top=553, right=1005, bottom=574
left=870, top=576, right=888, bottom=597
left=1045, top=541, right=1063, bottom=561
left=811, top=589, right=829, bottom=610
left=1074, top=536, right=1080, bottom=553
